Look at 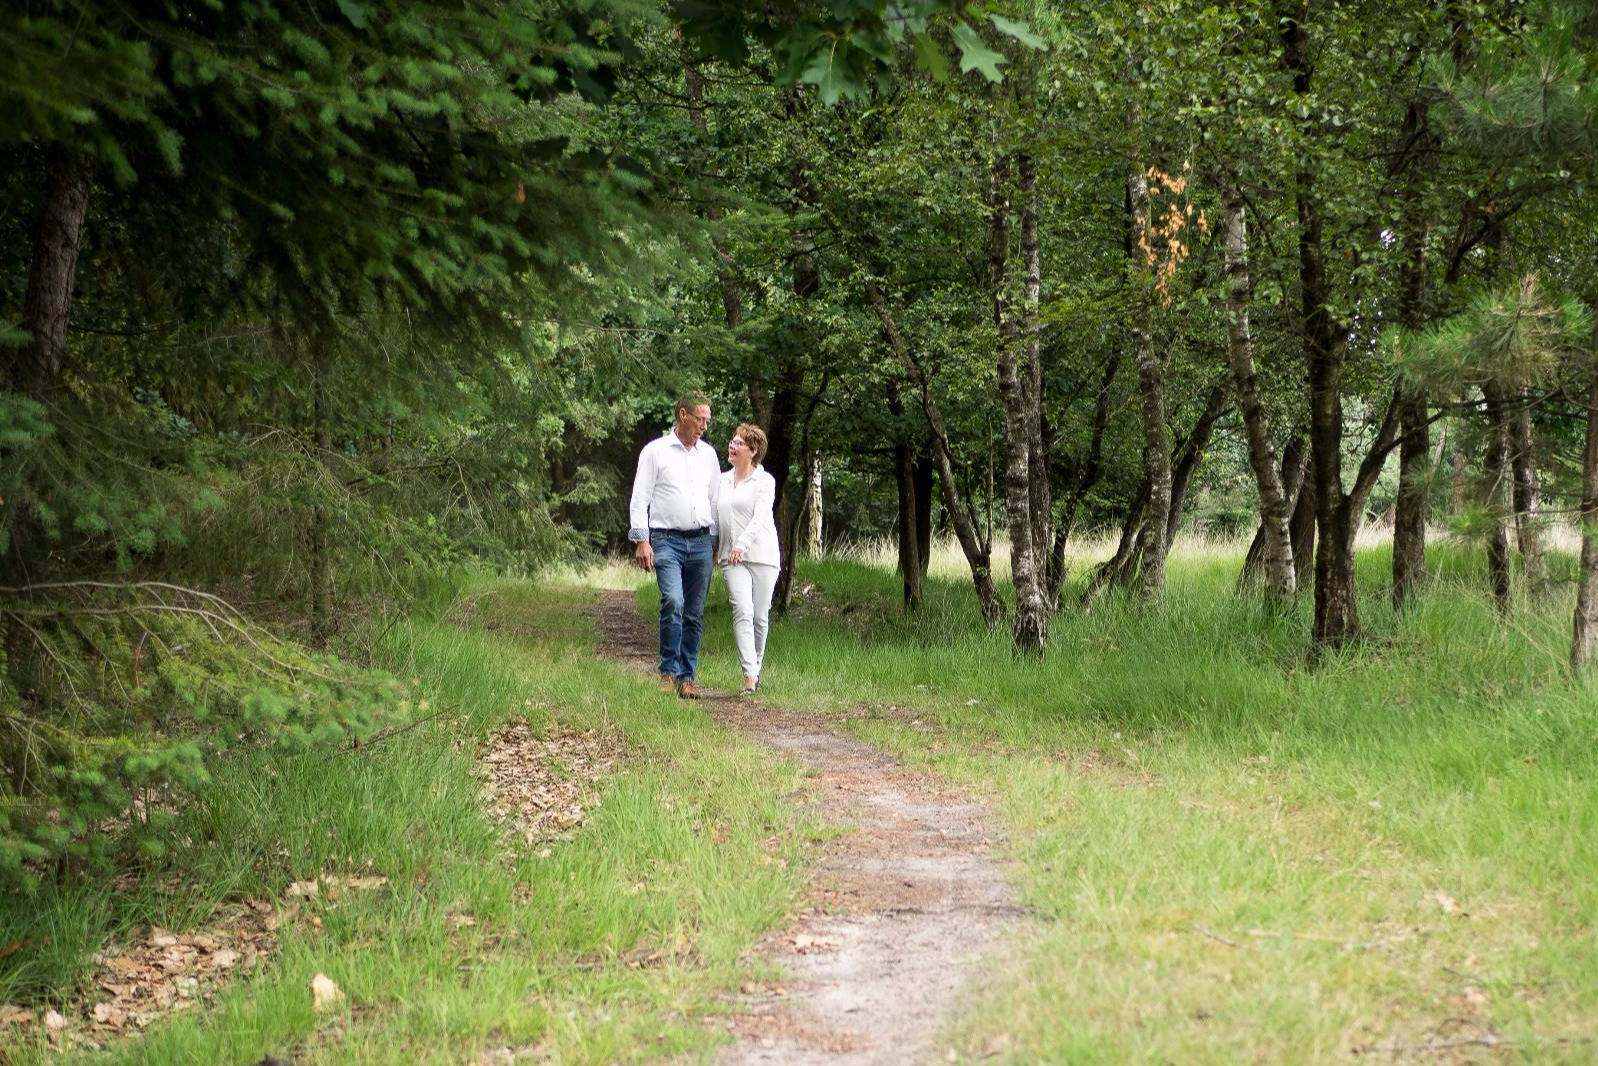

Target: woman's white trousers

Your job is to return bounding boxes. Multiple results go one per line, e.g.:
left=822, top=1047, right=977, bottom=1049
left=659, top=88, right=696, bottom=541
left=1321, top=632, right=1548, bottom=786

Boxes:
left=724, top=561, right=777, bottom=679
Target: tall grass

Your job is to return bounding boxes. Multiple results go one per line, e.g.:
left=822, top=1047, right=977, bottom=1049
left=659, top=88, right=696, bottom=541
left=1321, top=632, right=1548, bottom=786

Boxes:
left=6, top=580, right=812, bottom=1065
left=697, top=538, right=1598, bottom=1064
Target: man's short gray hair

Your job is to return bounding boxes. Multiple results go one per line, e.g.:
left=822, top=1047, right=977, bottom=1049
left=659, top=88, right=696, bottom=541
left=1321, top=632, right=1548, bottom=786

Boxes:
left=674, top=390, right=711, bottom=417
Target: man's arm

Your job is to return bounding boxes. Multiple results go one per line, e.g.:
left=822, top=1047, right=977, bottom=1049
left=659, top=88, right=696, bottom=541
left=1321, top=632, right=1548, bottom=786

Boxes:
left=629, top=443, right=656, bottom=571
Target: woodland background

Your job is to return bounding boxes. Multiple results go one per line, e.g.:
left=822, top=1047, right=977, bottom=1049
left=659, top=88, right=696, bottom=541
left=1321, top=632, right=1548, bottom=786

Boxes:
left=3, top=0, right=1598, bottom=1005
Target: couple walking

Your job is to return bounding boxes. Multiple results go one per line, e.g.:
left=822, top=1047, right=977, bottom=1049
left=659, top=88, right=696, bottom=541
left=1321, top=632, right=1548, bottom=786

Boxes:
left=628, top=391, right=780, bottom=699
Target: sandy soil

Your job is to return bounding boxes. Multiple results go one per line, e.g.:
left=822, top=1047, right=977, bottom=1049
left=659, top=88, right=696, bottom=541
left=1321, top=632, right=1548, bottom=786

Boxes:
left=595, top=590, right=1026, bottom=1066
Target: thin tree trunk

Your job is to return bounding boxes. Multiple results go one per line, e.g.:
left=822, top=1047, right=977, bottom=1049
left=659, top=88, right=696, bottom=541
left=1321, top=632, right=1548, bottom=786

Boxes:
left=1127, top=163, right=1171, bottom=602
left=1391, top=95, right=1434, bottom=610
left=1283, top=6, right=1358, bottom=648
left=1509, top=391, right=1544, bottom=592
left=1165, top=384, right=1231, bottom=550
left=1482, top=382, right=1513, bottom=612
left=895, top=442, right=923, bottom=610
left=1290, top=458, right=1317, bottom=590
left=1393, top=386, right=1431, bottom=608
left=1452, top=448, right=1467, bottom=513
left=805, top=454, right=823, bottom=556
left=889, top=385, right=924, bottom=610
left=1218, top=177, right=1294, bottom=603
left=1240, top=435, right=1308, bottom=589
left=1019, top=154, right=1051, bottom=583
left=17, top=150, right=90, bottom=396
left=1082, top=490, right=1148, bottom=611
left=913, top=444, right=933, bottom=577
left=989, top=151, right=1046, bottom=654
left=1049, top=353, right=1120, bottom=604
left=862, top=276, right=1002, bottom=626
left=3, top=147, right=91, bottom=696
left=1085, top=389, right=1226, bottom=608
left=1572, top=359, right=1598, bottom=674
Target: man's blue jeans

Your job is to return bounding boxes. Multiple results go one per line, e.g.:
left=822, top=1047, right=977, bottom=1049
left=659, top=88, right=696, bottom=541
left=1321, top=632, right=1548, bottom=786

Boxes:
left=650, top=529, right=714, bottom=681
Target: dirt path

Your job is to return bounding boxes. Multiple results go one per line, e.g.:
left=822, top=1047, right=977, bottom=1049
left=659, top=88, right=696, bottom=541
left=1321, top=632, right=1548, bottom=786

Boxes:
left=595, top=590, right=1025, bottom=1066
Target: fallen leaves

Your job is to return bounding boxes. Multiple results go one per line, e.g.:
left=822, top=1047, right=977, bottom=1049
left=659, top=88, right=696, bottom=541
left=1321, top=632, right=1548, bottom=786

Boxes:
left=788, top=932, right=839, bottom=954
left=0, top=899, right=278, bottom=1051
left=287, top=873, right=389, bottom=903
left=0, top=1003, right=35, bottom=1026
left=476, top=720, right=624, bottom=850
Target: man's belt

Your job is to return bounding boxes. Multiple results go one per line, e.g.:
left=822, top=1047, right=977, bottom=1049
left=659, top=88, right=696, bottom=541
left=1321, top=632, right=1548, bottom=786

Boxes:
left=655, top=526, right=711, bottom=538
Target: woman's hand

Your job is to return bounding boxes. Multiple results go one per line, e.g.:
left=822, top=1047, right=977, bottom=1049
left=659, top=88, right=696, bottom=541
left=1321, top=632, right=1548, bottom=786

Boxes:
left=728, top=546, right=745, bottom=565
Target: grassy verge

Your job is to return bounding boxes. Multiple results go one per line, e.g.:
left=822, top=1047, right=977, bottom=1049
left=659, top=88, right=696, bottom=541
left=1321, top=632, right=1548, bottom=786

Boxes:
left=701, top=542, right=1598, bottom=1064
left=4, top=578, right=815, bottom=1065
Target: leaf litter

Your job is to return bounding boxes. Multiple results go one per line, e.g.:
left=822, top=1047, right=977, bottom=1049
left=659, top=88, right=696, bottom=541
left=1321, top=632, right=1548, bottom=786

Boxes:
left=476, top=719, right=625, bottom=849
left=0, top=871, right=394, bottom=1053
left=0, top=899, right=277, bottom=1053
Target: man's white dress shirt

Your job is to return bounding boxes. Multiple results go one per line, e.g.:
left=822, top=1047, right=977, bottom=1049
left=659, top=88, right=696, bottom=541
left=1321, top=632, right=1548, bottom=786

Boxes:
left=628, top=430, right=722, bottom=542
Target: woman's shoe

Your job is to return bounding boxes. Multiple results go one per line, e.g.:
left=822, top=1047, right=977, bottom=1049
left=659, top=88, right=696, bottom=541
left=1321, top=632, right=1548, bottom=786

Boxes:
left=738, top=685, right=757, bottom=697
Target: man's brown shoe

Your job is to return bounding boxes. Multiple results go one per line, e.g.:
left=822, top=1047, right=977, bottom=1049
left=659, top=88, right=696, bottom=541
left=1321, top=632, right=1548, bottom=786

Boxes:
left=659, top=674, right=678, bottom=694
left=677, top=680, right=703, bottom=700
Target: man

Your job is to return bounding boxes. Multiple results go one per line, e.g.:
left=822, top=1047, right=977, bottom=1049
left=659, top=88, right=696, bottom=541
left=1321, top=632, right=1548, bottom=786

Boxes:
left=628, top=391, right=721, bottom=699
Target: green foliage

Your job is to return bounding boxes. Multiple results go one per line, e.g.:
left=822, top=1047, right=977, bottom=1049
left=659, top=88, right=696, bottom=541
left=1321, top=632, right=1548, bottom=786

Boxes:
left=0, top=587, right=406, bottom=891
left=1432, top=2, right=1598, bottom=160
left=1396, top=273, right=1593, bottom=392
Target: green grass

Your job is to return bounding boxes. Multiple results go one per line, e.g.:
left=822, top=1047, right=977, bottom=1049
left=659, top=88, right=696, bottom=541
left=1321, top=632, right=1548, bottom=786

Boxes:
left=9, top=543, right=1595, bottom=1064
left=680, top=542, right=1598, bottom=1064
left=3, top=580, right=815, bottom=1065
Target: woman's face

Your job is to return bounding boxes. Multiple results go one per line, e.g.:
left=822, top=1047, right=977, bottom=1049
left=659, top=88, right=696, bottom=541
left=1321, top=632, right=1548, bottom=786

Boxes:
left=727, top=435, right=748, bottom=464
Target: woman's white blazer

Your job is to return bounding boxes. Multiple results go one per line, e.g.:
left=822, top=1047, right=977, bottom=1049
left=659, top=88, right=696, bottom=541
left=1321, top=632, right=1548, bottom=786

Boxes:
left=716, top=466, right=781, bottom=567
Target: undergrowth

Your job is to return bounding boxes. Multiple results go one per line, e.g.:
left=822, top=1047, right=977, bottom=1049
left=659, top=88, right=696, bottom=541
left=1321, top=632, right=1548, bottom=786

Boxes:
left=2, top=579, right=812, bottom=1065
left=693, top=541, right=1598, bottom=1064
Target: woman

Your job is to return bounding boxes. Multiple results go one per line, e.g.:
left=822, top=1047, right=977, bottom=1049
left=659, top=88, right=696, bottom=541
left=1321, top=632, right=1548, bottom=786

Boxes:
left=716, top=423, right=780, bottom=696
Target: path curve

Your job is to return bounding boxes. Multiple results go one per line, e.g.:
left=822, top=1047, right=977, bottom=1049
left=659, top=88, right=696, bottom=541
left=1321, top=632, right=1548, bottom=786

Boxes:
left=595, top=590, right=1024, bottom=1066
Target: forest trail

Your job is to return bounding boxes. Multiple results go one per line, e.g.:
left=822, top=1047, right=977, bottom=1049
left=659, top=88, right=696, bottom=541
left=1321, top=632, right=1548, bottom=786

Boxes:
left=595, top=590, right=1025, bottom=1066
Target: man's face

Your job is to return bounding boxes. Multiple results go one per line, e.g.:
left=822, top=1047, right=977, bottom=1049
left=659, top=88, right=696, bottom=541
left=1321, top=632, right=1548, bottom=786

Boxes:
left=676, top=403, right=711, bottom=445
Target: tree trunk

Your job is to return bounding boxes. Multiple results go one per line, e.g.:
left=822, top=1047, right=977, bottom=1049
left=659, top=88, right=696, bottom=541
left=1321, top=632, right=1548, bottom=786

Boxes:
left=1049, top=352, right=1120, bottom=605
left=862, top=275, right=1002, bottom=626
left=989, top=151, right=1046, bottom=654
left=1391, top=145, right=1431, bottom=607
left=895, top=441, right=923, bottom=610
left=1083, top=389, right=1226, bottom=609
left=774, top=379, right=827, bottom=611
left=1165, top=384, right=1231, bottom=550
left=889, top=385, right=924, bottom=610
left=1283, top=6, right=1358, bottom=649
left=913, top=444, right=933, bottom=577
left=17, top=149, right=90, bottom=396
left=1452, top=448, right=1467, bottom=513
left=1127, top=163, right=1171, bottom=602
left=1218, top=177, right=1294, bottom=603
left=4, top=149, right=91, bottom=695
left=1019, top=154, right=1052, bottom=584
left=1390, top=92, right=1435, bottom=610
left=1509, top=391, right=1544, bottom=592
left=1240, top=434, right=1308, bottom=589
left=1290, top=458, right=1318, bottom=591
left=1082, top=490, right=1148, bottom=612
left=1572, top=360, right=1598, bottom=674
left=1482, top=382, right=1513, bottom=612
left=1392, top=387, right=1430, bottom=609
left=805, top=454, right=823, bottom=556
